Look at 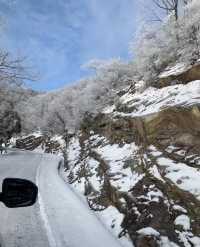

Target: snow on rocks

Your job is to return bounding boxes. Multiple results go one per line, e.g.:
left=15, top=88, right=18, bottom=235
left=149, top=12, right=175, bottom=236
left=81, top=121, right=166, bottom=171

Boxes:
left=95, top=143, right=135, bottom=161
left=50, top=135, right=66, bottom=148
left=148, top=145, right=162, bottom=157
left=136, top=227, right=160, bottom=237
left=22, top=131, right=43, bottom=139
left=97, top=206, right=133, bottom=247
left=86, top=158, right=102, bottom=191
left=174, top=215, right=190, bottom=231
left=146, top=188, right=163, bottom=203
left=149, top=165, right=165, bottom=183
left=116, top=80, right=200, bottom=117
left=159, top=63, right=189, bottom=79
left=158, top=236, right=180, bottom=247
left=135, top=80, right=146, bottom=93
left=89, top=134, right=107, bottom=147
left=172, top=205, right=187, bottom=214
left=102, top=105, right=116, bottom=114
left=157, top=157, right=200, bottom=199
left=176, top=231, right=194, bottom=247
left=95, top=142, right=143, bottom=191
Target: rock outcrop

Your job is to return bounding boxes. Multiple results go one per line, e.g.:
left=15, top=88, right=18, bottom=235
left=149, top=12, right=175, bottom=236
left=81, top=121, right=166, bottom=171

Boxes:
left=16, top=134, right=64, bottom=154
left=158, top=62, right=200, bottom=88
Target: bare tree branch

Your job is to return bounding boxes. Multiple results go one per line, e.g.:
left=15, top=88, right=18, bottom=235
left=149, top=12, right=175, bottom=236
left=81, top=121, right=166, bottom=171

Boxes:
left=0, top=51, right=35, bottom=86
left=152, top=0, right=179, bottom=20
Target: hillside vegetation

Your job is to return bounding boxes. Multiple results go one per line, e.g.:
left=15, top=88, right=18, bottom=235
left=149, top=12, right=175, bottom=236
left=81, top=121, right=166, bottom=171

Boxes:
left=11, top=0, right=200, bottom=135
left=1, top=1, right=200, bottom=246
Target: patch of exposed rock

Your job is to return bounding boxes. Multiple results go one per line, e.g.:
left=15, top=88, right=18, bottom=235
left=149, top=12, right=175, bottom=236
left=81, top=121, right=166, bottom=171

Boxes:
left=15, top=134, right=64, bottom=154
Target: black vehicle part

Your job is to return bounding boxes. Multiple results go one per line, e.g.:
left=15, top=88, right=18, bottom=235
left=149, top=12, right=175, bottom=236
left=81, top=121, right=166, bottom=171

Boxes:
left=0, top=178, right=38, bottom=208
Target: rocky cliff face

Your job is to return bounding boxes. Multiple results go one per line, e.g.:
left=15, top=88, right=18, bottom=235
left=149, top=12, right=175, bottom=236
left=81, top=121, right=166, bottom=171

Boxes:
left=64, top=66, right=200, bottom=247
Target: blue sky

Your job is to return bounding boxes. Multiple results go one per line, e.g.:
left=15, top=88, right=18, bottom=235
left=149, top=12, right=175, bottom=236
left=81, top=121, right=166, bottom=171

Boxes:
left=0, top=0, right=139, bottom=91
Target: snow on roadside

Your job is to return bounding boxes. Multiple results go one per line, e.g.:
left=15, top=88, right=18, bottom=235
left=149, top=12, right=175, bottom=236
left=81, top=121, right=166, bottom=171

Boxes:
left=97, top=206, right=133, bottom=247
left=38, top=154, right=123, bottom=247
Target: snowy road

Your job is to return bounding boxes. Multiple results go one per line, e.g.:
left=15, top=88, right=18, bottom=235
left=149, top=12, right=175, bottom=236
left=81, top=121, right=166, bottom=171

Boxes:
left=0, top=150, right=123, bottom=247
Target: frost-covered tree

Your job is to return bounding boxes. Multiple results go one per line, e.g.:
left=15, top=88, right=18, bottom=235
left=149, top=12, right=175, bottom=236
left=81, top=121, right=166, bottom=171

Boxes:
left=0, top=50, right=34, bottom=139
left=0, top=51, right=32, bottom=86
left=18, top=58, right=137, bottom=134
left=179, top=0, right=200, bottom=63
left=0, top=84, right=37, bottom=139
left=130, top=0, right=200, bottom=86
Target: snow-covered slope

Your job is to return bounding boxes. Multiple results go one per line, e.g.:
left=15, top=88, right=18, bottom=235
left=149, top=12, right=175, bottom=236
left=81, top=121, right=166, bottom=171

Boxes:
left=64, top=78, right=200, bottom=247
